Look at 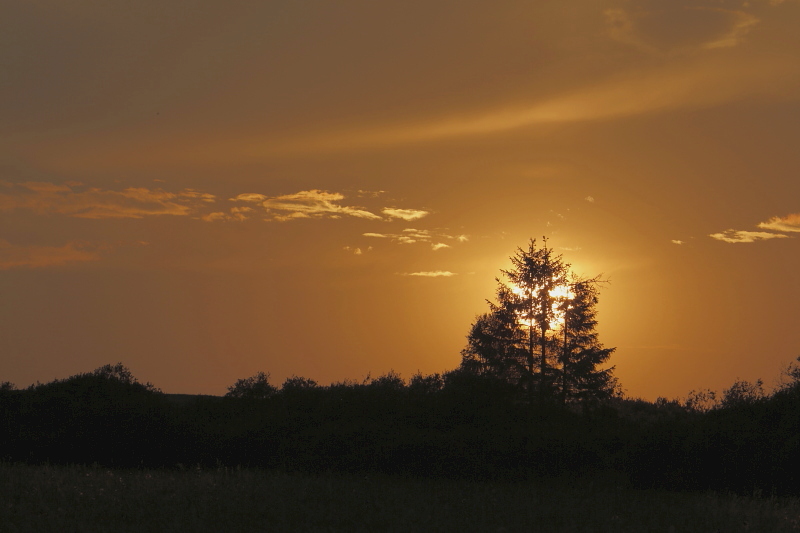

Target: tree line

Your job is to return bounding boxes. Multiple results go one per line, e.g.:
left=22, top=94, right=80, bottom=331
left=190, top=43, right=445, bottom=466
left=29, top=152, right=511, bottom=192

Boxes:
left=3, top=359, right=800, bottom=495
left=2, top=239, right=799, bottom=494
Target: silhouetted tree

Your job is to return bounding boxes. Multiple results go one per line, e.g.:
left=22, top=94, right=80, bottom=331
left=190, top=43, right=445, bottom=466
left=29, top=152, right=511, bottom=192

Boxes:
left=778, top=356, right=800, bottom=393
left=461, top=239, right=616, bottom=404
left=368, top=370, right=405, bottom=391
left=719, top=378, right=765, bottom=409
left=557, top=278, right=617, bottom=403
left=684, top=388, right=719, bottom=413
left=408, top=372, right=444, bottom=395
left=226, top=371, right=277, bottom=399
left=91, top=362, right=161, bottom=392
left=281, top=376, right=318, bottom=393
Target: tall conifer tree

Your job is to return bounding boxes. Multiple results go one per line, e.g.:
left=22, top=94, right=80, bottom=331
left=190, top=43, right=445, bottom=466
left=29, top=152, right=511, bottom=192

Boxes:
left=461, top=239, right=616, bottom=404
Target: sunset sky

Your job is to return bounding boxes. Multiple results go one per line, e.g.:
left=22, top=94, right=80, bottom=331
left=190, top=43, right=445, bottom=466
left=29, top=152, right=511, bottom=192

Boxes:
left=2, top=0, right=798, bottom=400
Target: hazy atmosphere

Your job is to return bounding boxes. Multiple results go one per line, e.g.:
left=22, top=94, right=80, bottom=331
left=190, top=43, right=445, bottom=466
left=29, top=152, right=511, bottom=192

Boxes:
left=2, top=0, right=798, bottom=399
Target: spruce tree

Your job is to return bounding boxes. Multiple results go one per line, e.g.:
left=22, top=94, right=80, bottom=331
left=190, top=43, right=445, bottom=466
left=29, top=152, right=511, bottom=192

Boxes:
left=461, top=239, right=616, bottom=404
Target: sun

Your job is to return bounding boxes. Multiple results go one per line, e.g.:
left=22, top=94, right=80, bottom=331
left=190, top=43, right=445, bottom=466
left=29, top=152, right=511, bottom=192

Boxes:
left=509, top=282, right=574, bottom=330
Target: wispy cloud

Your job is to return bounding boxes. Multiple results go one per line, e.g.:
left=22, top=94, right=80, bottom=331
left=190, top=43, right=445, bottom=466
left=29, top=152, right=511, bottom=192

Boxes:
left=230, top=193, right=267, bottom=203
left=710, top=211, right=800, bottom=243
left=604, top=6, right=759, bottom=55
left=201, top=206, right=253, bottom=222
left=0, top=181, right=214, bottom=219
left=363, top=228, right=430, bottom=244
left=702, top=9, right=759, bottom=49
left=231, top=189, right=381, bottom=222
left=709, top=229, right=790, bottom=243
left=404, top=271, right=457, bottom=277
left=219, top=52, right=798, bottom=159
left=382, top=208, right=429, bottom=221
left=363, top=228, right=455, bottom=245
left=343, top=246, right=369, bottom=255
left=356, top=190, right=385, bottom=197
left=671, top=240, right=685, bottom=245
left=757, top=213, right=800, bottom=233
left=363, top=229, right=467, bottom=246
left=0, top=239, right=102, bottom=269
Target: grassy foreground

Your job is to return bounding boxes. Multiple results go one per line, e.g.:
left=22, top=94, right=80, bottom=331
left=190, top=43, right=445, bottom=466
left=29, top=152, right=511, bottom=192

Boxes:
left=1, top=463, right=799, bottom=532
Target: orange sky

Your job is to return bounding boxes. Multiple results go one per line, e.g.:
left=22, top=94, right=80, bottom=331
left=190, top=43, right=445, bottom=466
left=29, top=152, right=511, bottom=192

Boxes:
left=1, top=0, right=798, bottom=400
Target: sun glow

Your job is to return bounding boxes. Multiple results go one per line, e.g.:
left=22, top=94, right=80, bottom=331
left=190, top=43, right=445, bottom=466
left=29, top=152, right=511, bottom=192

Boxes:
left=509, top=283, right=575, bottom=330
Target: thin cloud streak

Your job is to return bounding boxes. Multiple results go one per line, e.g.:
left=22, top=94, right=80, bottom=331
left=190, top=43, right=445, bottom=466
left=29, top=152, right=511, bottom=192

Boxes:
left=0, top=181, right=214, bottom=219
left=0, top=239, right=101, bottom=269
left=605, top=6, right=759, bottom=54
left=201, top=207, right=252, bottom=222
left=224, top=57, right=799, bottom=158
left=232, top=189, right=382, bottom=222
left=404, top=271, right=457, bottom=277
left=363, top=229, right=431, bottom=245
left=709, top=229, right=790, bottom=243
left=757, top=213, right=800, bottom=232
left=382, top=208, right=429, bottom=221
left=228, top=190, right=431, bottom=223
left=363, top=229, right=466, bottom=247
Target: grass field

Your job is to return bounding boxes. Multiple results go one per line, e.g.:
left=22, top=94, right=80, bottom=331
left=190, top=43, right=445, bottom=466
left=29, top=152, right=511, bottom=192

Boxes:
left=1, top=462, right=799, bottom=532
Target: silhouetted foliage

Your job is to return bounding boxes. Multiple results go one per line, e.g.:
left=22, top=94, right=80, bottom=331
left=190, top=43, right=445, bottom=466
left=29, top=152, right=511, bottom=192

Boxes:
left=408, top=371, right=444, bottom=395
left=281, top=375, right=318, bottom=392
left=4, top=363, right=165, bottom=466
left=368, top=370, right=405, bottom=391
left=719, top=378, right=765, bottom=408
left=461, top=239, right=616, bottom=404
left=225, top=371, right=277, bottom=399
left=683, top=388, right=718, bottom=413
left=778, top=356, right=800, bottom=392
left=5, top=358, right=800, bottom=496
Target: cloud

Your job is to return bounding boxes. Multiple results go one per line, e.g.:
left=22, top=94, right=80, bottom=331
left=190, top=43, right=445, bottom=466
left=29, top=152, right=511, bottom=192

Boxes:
left=0, top=239, right=101, bottom=269
left=364, top=230, right=469, bottom=248
left=232, top=189, right=381, bottom=222
left=702, top=9, right=759, bottom=49
left=604, top=5, right=759, bottom=54
left=201, top=206, right=253, bottom=222
left=585, top=196, right=595, bottom=203
left=212, top=50, right=798, bottom=161
left=710, top=212, right=800, bottom=243
left=709, top=229, right=790, bottom=243
left=404, top=271, right=457, bottom=277
left=202, top=212, right=228, bottom=222
left=671, top=240, right=685, bottom=245
left=364, top=228, right=431, bottom=244
left=398, top=228, right=431, bottom=243
left=343, top=246, right=366, bottom=255
left=757, top=213, right=800, bottom=233
left=382, top=208, right=429, bottom=221
left=0, top=182, right=214, bottom=219
left=229, top=193, right=267, bottom=203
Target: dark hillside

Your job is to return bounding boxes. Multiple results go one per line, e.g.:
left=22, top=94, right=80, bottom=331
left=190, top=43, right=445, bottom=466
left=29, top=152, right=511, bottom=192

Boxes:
left=3, top=364, right=800, bottom=495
